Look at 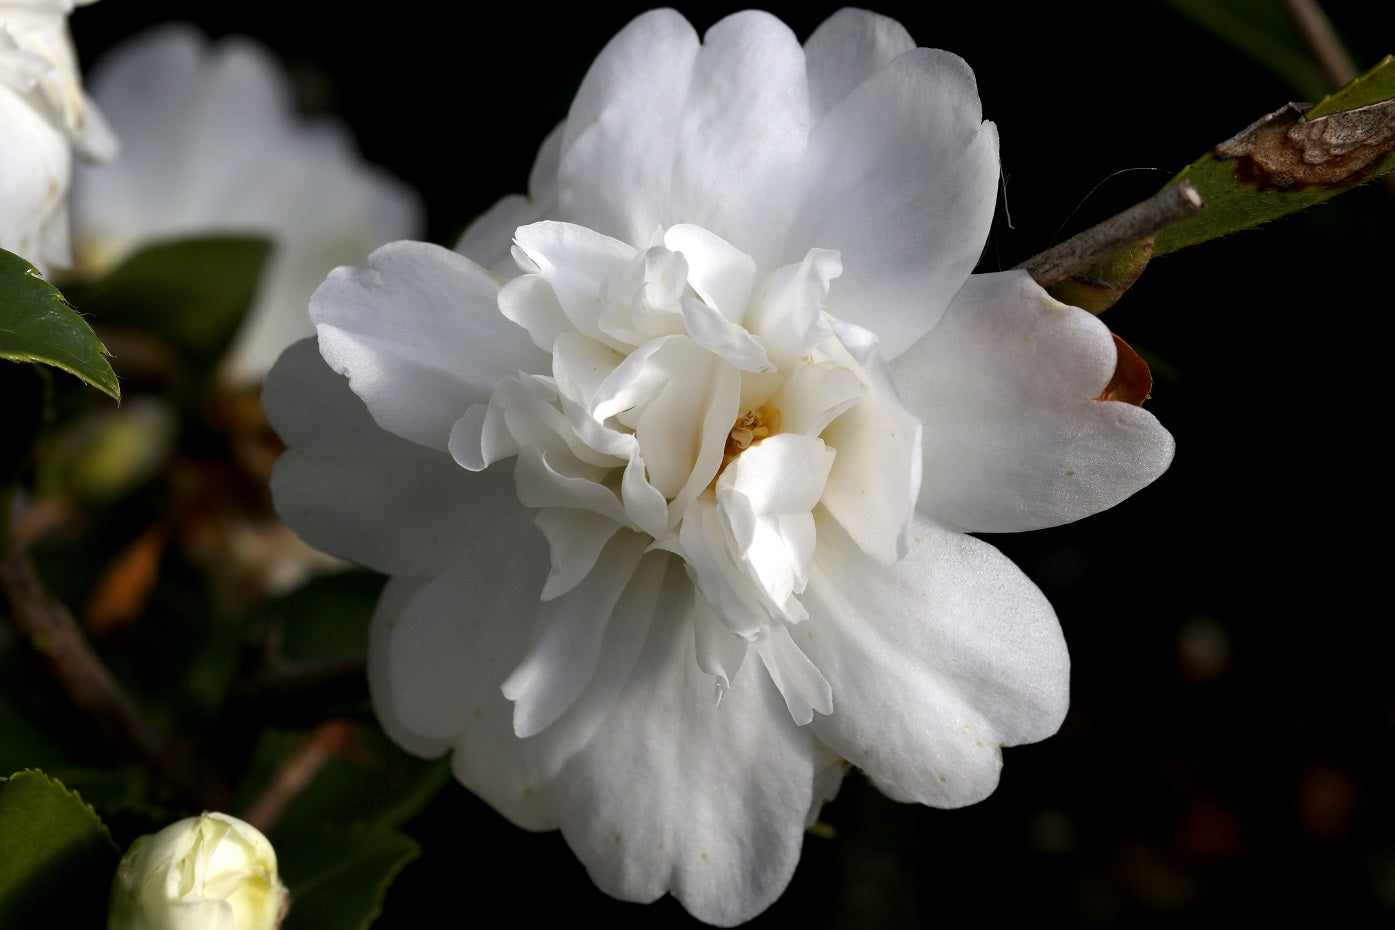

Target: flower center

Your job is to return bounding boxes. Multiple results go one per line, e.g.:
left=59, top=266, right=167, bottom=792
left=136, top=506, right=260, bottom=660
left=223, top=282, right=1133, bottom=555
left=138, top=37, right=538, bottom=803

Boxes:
left=722, top=405, right=781, bottom=469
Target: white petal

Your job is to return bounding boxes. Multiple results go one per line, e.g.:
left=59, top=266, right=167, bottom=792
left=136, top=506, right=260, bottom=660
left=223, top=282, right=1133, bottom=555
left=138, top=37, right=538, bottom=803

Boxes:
left=784, top=48, right=999, bottom=358
left=744, top=248, right=840, bottom=362
left=895, top=270, right=1175, bottom=532
left=559, top=9, right=699, bottom=245
left=818, top=322, right=922, bottom=563
left=555, top=597, right=822, bottom=926
left=456, top=122, right=562, bottom=275
left=678, top=494, right=769, bottom=641
left=691, top=594, right=748, bottom=696
left=666, top=12, right=810, bottom=268
left=512, top=221, right=636, bottom=349
left=368, top=575, right=447, bottom=759
left=679, top=297, right=773, bottom=373
left=498, top=273, right=571, bottom=353
left=265, top=339, right=507, bottom=576
left=445, top=548, right=678, bottom=831
left=533, top=508, right=622, bottom=601
left=663, top=223, right=755, bottom=321
left=312, top=241, right=547, bottom=450
left=803, top=9, right=916, bottom=119
left=0, top=88, right=71, bottom=269
left=804, top=514, right=1069, bottom=807
left=371, top=522, right=557, bottom=830
left=502, top=532, right=651, bottom=738
left=754, top=623, right=833, bottom=725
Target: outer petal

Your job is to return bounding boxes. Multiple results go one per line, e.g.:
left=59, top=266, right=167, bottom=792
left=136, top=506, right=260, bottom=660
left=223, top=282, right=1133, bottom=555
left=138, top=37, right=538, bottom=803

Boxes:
left=784, top=47, right=999, bottom=357
left=559, top=10, right=811, bottom=267
left=803, top=8, right=916, bottom=119
left=895, top=270, right=1175, bottom=533
left=265, top=338, right=509, bottom=576
left=455, top=123, right=562, bottom=275
left=558, top=9, right=698, bottom=243
left=376, top=533, right=678, bottom=833
left=311, top=240, right=548, bottom=450
left=662, top=12, right=810, bottom=268
left=369, top=513, right=558, bottom=830
left=554, top=590, right=823, bottom=926
left=804, top=513, right=1069, bottom=807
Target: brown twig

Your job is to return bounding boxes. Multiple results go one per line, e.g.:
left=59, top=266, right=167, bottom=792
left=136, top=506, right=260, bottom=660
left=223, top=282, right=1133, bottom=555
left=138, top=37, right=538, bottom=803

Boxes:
left=0, top=549, right=229, bottom=809
left=1014, top=181, right=1205, bottom=286
left=241, top=719, right=362, bottom=832
left=1284, top=0, right=1356, bottom=88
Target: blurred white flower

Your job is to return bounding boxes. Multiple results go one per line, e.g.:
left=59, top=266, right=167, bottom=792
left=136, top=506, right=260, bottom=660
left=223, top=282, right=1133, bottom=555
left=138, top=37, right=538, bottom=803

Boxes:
left=70, top=24, right=423, bottom=384
left=0, top=0, right=114, bottom=270
left=108, top=811, right=288, bottom=930
left=264, top=8, right=1173, bottom=924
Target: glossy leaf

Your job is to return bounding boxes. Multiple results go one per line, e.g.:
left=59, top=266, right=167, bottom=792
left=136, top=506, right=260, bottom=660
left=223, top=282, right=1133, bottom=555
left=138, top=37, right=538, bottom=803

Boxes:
left=1155, top=56, right=1395, bottom=255
left=0, top=249, right=120, bottom=401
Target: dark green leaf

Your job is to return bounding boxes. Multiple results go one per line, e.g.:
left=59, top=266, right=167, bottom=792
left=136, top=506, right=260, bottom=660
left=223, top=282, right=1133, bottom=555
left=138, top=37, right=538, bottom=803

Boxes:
left=1155, top=56, right=1395, bottom=255
left=0, top=770, right=120, bottom=929
left=0, top=249, right=119, bottom=401
left=277, top=828, right=420, bottom=930
left=62, top=236, right=271, bottom=379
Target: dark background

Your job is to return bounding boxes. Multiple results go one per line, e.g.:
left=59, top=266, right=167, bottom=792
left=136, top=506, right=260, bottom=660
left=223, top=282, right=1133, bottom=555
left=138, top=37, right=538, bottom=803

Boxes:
left=67, top=2, right=1395, bottom=926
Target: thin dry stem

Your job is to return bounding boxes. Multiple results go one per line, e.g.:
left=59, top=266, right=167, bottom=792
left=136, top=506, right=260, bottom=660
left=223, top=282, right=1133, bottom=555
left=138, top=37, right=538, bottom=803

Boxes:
left=0, top=549, right=229, bottom=808
left=1015, top=182, right=1205, bottom=286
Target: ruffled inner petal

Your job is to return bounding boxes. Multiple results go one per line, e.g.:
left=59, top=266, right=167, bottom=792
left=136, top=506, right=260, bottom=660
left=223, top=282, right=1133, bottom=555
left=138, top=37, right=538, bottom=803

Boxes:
left=311, top=241, right=546, bottom=450
left=502, top=532, right=651, bottom=737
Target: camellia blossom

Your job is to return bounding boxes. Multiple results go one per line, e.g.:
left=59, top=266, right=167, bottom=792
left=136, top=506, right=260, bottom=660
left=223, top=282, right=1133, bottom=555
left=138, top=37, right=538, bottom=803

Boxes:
left=69, top=24, right=423, bottom=383
left=0, top=0, right=115, bottom=271
left=264, top=8, right=1174, bottom=925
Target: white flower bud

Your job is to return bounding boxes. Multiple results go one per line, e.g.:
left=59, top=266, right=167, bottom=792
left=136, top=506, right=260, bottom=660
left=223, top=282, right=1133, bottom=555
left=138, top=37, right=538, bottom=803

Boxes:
left=108, top=812, right=288, bottom=930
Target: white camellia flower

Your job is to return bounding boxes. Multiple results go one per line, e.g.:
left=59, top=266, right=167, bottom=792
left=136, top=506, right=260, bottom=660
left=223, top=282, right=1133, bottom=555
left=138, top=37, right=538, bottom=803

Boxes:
left=0, top=0, right=115, bottom=271
left=108, top=812, right=288, bottom=930
left=69, top=24, right=423, bottom=384
left=264, top=8, right=1174, bottom=925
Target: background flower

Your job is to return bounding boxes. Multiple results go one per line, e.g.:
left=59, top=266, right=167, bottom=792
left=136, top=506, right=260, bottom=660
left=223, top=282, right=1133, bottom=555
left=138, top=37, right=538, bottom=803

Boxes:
left=67, top=23, right=423, bottom=383
left=0, top=0, right=113, bottom=270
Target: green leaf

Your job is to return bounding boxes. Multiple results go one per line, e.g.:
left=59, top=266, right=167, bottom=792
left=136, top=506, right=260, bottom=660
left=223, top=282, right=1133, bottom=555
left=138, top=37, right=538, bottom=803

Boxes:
left=0, top=249, right=120, bottom=401
left=277, top=828, right=420, bottom=930
left=62, top=236, right=271, bottom=379
left=0, top=769, right=120, bottom=929
left=1155, top=56, right=1395, bottom=255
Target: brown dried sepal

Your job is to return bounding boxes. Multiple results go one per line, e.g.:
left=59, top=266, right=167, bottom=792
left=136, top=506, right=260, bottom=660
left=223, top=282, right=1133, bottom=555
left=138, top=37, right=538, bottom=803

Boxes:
left=1214, top=99, right=1395, bottom=191
left=1096, top=333, right=1152, bottom=406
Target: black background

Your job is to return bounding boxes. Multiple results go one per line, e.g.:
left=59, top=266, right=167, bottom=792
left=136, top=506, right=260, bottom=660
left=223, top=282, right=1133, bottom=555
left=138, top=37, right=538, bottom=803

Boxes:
left=69, top=1, right=1395, bottom=926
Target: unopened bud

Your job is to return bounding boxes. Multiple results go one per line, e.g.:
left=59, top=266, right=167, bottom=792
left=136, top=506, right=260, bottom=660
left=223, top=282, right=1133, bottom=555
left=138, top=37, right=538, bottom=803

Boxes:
left=108, top=812, right=289, bottom=930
